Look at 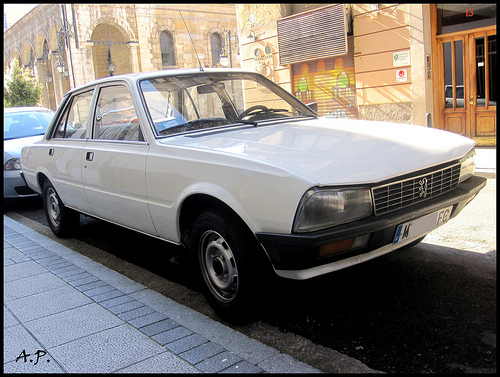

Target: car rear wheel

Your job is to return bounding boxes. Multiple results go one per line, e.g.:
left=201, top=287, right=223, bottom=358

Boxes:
left=42, top=180, right=79, bottom=237
left=190, top=208, right=266, bottom=320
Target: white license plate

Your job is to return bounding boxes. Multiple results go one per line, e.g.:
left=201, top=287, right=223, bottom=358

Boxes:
left=393, top=206, right=453, bottom=244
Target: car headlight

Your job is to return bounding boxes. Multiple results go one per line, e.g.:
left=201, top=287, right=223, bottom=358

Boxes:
left=459, top=149, right=476, bottom=184
left=4, top=158, right=21, bottom=171
left=293, top=187, right=373, bottom=233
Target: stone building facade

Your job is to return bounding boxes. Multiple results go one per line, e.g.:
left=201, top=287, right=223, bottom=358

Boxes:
left=235, top=3, right=496, bottom=146
left=5, top=4, right=496, bottom=146
left=4, top=4, right=239, bottom=110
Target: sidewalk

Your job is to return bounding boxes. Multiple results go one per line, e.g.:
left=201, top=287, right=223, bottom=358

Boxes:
left=475, top=147, right=496, bottom=179
left=4, top=216, right=321, bottom=373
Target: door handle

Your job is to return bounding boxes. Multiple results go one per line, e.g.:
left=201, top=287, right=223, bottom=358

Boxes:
left=48, top=148, right=54, bottom=156
left=86, top=152, right=94, bottom=161
left=469, top=94, right=474, bottom=105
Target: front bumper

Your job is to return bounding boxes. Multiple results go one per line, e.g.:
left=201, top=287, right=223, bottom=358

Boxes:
left=256, top=175, right=487, bottom=280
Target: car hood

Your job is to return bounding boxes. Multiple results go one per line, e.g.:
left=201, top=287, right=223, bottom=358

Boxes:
left=4, top=135, right=44, bottom=160
left=165, top=118, right=475, bottom=185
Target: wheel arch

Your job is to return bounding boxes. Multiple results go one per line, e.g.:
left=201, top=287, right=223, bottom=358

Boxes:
left=178, top=193, right=271, bottom=264
left=36, top=172, right=49, bottom=194
left=179, top=194, right=246, bottom=246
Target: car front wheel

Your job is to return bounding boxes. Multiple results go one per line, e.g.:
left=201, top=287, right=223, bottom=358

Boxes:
left=190, top=208, right=265, bottom=320
left=42, top=180, right=79, bottom=237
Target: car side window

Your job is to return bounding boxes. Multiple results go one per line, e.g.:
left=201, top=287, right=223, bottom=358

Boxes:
left=94, top=85, right=144, bottom=141
left=53, top=90, right=94, bottom=139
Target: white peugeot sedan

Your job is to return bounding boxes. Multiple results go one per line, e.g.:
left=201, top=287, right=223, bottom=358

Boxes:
left=21, top=69, right=486, bottom=317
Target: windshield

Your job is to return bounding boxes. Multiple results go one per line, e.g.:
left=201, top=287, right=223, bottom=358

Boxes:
left=4, top=110, right=54, bottom=140
left=139, top=71, right=315, bottom=136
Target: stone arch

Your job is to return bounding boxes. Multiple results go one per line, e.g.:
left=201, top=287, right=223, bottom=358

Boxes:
left=84, top=15, right=137, bottom=45
left=35, top=30, right=51, bottom=59
left=21, top=42, right=35, bottom=67
left=90, top=21, right=132, bottom=79
left=47, top=26, right=59, bottom=53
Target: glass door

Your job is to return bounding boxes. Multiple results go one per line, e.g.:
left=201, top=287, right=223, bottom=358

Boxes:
left=470, top=32, right=496, bottom=141
left=441, top=36, right=467, bottom=136
left=438, top=31, right=496, bottom=144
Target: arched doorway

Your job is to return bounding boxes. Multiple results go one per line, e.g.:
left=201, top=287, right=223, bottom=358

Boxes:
left=90, top=23, right=131, bottom=79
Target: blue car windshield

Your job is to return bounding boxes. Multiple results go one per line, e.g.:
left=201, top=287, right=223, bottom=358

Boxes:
left=4, top=110, right=54, bottom=140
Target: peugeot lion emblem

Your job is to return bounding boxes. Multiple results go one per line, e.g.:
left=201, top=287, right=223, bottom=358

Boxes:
left=418, top=177, right=428, bottom=198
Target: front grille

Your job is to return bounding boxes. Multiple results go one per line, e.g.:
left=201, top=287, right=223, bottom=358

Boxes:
left=372, top=163, right=461, bottom=215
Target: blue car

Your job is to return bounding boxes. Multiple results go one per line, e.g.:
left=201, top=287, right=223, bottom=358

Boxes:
left=4, top=107, right=54, bottom=199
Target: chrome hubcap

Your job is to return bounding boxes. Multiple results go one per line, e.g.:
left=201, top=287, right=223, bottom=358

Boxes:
left=46, top=187, right=61, bottom=227
left=200, top=230, right=238, bottom=302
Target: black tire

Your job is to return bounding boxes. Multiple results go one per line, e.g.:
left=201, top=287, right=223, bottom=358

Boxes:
left=42, top=180, right=79, bottom=237
left=190, top=208, right=267, bottom=321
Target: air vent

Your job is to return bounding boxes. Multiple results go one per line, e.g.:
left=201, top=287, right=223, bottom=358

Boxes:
left=277, top=4, right=348, bottom=65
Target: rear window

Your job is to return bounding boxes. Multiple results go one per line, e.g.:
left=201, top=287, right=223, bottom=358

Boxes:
left=4, top=110, right=54, bottom=140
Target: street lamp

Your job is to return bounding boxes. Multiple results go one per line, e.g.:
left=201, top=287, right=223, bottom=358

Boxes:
left=219, top=49, right=229, bottom=67
left=55, top=59, right=68, bottom=76
left=108, top=60, right=116, bottom=75
left=219, top=30, right=239, bottom=68
left=108, top=49, right=116, bottom=76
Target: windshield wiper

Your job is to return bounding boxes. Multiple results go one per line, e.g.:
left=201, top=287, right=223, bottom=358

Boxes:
left=232, top=119, right=258, bottom=126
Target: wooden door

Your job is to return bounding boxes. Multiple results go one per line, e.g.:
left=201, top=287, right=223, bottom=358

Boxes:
left=469, top=31, right=496, bottom=145
left=434, top=29, right=496, bottom=146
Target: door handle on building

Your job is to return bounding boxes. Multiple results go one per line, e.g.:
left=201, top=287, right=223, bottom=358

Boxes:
left=469, top=94, right=474, bottom=105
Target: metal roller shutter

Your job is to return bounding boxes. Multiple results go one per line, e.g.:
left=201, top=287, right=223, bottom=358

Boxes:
left=277, top=4, right=348, bottom=66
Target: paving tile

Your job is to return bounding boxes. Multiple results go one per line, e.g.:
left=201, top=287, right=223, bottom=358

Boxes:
left=25, top=303, right=123, bottom=348
left=49, top=265, right=80, bottom=276
left=257, top=353, right=321, bottom=374
left=3, top=260, right=48, bottom=282
left=179, top=341, right=225, bottom=365
left=81, top=283, right=115, bottom=297
left=140, top=318, right=179, bottom=337
left=4, top=272, right=66, bottom=302
left=38, top=258, right=69, bottom=268
left=153, top=327, right=195, bottom=347
left=90, top=288, right=124, bottom=303
left=117, top=306, right=155, bottom=322
left=49, top=324, right=165, bottom=373
left=4, top=324, right=46, bottom=364
left=116, top=351, right=201, bottom=374
left=195, top=351, right=242, bottom=373
left=52, top=266, right=86, bottom=279
left=106, top=299, right=145, bottom=315
left=4, top=306, right=20, bottom=328
left=99, top=294, right=134, bottom=309
left=4, top=247, right=31, bottom=264
left=74, top=279, right=108, bottom=292
left=3, top=358, right=65, bottom=373
left=64, top=274, right=101, bottom=287
left=6, top=285, right=93, bottom=322
left=220, top=360, right=264, bottom=373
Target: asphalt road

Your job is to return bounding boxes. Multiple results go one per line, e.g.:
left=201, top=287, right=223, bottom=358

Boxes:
left=4, top=177, right=496, bottom=373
